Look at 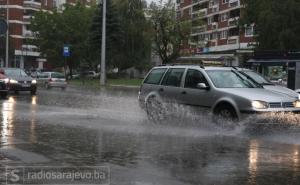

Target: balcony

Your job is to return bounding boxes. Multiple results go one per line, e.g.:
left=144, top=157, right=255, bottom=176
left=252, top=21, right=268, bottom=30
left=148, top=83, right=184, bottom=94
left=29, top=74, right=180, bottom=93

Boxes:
left=192, top=8, right=207, bottom=17
left=23, top=15, right=32, bottom=23
left=228, top=17, right=239, bottom=26
left=192, top=0, right=209, bottom=4
left=24, top=0, right=41, bottom=9
left=229, top=0, right=240, bottom=7
left=23, top=30, right=37, bottom=38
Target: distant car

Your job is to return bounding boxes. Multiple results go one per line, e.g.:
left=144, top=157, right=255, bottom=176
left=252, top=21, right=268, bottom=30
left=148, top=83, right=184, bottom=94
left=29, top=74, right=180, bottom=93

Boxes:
left=0, top=72, right=8, bottom=98
left=83, top=71, right=99, bottom=79
left=38, top=72, right=67, bottom=90
left=235, top=68, right=300, bottom=99
left=1, top=68, right=37, bottom=95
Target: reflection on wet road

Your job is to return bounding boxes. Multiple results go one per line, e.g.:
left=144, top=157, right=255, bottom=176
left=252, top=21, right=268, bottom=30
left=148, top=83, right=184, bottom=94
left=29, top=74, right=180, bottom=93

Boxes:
left=0, top=87, right=300, bottom=185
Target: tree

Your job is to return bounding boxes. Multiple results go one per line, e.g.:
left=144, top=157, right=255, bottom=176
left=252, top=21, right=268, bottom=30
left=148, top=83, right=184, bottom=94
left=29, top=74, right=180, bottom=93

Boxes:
left=89, top=0, right=122, bottom=70
left=30, top=3, right=95, bottom=75
left=149, top=0, right=191, bottom=64
left=89, top=0, right=151, bottom=71
left=242, top=0, right=300, bottom=50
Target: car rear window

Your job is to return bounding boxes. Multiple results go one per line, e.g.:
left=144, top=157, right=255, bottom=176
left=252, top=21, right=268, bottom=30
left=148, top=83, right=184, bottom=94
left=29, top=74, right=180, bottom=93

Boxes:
left=51, top=73, right=65, bottom=79
left=144, top=68, right=167, bottom=85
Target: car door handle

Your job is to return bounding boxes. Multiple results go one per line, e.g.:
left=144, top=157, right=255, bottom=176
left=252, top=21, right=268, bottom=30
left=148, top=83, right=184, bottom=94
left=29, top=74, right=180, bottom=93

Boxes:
left=181, top=91, right=187, bottom=95
left=159, top=88, right=164, bottom=92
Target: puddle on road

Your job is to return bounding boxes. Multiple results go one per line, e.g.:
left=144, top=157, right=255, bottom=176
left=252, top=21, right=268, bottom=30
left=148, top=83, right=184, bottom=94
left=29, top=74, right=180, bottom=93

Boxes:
left=1, top=90, right=300, bottom=184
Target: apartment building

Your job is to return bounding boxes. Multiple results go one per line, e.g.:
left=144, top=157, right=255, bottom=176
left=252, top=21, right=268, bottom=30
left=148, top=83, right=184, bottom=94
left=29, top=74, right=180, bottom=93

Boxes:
left=176, top=0, right=256, bottom=65
left=0, top=0, right=93, bottom=70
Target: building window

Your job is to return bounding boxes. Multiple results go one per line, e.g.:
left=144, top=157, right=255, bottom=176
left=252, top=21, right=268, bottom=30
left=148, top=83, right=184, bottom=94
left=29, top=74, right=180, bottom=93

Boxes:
left=222, top=0, right=229, bottom=4
left=220, top=30, right=228, bottom=39
left=207, top=17, right=212, bottom=25
left=211, top=32, right=218, bottom=40
left=221, top=13, right=228, bottom=22
left=245, top=25, right=254, bottom=37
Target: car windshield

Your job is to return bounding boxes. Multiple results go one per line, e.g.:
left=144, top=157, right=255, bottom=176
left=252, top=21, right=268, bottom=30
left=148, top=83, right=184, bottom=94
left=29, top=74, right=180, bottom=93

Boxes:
left=51, top=72, right=65, bottom=79
left=242, top=71, right=273, bottom=85
left=206, top=70, right=256, bottom=88
left=5, top=68, right=28, bottom=77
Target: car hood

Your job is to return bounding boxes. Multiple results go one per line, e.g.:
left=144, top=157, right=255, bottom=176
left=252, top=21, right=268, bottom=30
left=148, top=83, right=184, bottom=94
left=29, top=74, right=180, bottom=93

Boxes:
left=221, top=88, right=298, bottom=102
left=8, top=76, right=32, bottom=81
left=263, top=85, right=299, bottom=99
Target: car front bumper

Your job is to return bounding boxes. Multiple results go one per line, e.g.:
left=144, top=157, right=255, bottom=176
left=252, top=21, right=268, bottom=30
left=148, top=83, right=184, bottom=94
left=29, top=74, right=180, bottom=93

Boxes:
left=9, top=83, right=37, bottom=91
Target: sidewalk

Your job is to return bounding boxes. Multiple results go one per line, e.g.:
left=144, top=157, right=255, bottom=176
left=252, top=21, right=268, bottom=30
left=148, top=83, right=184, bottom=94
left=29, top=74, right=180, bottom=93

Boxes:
left=68, top=79, right=142, bottom=90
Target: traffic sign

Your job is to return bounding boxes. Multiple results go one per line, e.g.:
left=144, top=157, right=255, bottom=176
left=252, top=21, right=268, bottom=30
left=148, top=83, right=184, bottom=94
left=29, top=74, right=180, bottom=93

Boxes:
left=0, top=19, right=8, bottom=36
left=63, top=45, right=70, bottom=57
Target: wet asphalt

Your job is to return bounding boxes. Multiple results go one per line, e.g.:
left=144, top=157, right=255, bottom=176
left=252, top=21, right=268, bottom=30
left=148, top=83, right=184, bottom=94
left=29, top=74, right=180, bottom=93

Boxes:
left=0, top=86, right=300, bottom=185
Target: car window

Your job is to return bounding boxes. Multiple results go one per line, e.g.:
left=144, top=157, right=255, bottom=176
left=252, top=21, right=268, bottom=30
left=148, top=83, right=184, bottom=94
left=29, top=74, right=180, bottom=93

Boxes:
left=40, top=74, right=49, bottom=78
left=51, top=72, right=65, bottom=79
left=185, top=69, right=208, bottom=89
left=144, top=68, right=167, bottom=85
left=206, top=70, right=254, bottom=88
left=162, top=68, right=185, bottom=87
left=4, top=68, right=28, bottom=77
left=243, top=71, right=273, bottom=85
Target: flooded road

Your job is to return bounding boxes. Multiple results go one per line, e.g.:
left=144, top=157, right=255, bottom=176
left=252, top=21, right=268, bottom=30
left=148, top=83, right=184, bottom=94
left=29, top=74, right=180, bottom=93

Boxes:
left=1, top=87, right=300, bottom=185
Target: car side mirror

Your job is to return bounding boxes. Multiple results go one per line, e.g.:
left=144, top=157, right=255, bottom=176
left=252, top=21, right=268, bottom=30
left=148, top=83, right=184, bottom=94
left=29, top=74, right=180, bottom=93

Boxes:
left=196, top=83, right=209, bottom=90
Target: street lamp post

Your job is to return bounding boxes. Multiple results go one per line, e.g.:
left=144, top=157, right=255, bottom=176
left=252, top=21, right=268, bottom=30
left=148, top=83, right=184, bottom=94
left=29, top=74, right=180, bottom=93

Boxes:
left=100, top=0, right=106, bottom=86
left=5, top=0, right=9, bottom=67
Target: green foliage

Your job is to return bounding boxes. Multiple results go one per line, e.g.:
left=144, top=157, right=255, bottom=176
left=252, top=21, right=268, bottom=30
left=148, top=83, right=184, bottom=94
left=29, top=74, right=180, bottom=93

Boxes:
left=149, top=0, right=192, bottom=64
left=30, top=3, right=95, bottom=70
left=31, top=0, right=151, bottom=72
left=89, top=0, right=151, bottom=70
left=242, top=0, right=300, bottom=50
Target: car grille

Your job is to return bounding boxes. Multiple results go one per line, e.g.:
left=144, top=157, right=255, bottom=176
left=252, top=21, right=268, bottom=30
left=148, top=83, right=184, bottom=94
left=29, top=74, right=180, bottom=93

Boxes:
left=19, top=81, right=31, bottom=84
left=269, top=102, right=282, bottom=108
left=0, top=83, right=6, bottom=89
left=269, top=102, right=294, bottom=108
left=283, top=102, right=294, bottom=108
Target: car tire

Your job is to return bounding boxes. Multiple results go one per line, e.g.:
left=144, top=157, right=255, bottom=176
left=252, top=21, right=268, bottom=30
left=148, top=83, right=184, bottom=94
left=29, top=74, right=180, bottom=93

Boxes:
left=213, top=104, right=239, bottom=128
left=1, top=92, right=7, bottom=99
left=30, top=90, right=36, bottom=95
left=145, top=97, right=166, bottom=123
left=45, top=83, right=50, bottom=89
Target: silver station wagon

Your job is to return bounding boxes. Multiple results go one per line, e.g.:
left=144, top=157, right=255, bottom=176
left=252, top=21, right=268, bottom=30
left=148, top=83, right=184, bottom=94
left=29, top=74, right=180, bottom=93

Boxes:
left=138, top=65, right=300, bottom=123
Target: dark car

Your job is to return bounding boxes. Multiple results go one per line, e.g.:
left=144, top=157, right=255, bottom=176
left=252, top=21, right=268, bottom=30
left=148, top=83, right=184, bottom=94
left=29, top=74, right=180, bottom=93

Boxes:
left=0, top=73, right=8, bottom=98
left=1, top=68, right=37, bottom=95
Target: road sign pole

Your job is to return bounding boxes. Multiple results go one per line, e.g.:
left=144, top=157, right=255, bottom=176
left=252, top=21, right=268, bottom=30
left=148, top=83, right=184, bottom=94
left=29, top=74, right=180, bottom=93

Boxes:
left=100, top=0, right=106, bottom=86
left=5, top=0, right=9, bottom=67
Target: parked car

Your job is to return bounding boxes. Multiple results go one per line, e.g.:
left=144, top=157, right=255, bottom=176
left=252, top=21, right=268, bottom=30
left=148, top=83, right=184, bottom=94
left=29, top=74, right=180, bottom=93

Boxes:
left=0, top=72, right=9, bottom=98
left=235, top=68, right=300, bottom=99
left=83, top=71, right=99, bottom=79
left=1, top=68, right=37, bottom=95
left=138, top=65, right=300, bottom=123
left=38, top=72, right=67, bottom=90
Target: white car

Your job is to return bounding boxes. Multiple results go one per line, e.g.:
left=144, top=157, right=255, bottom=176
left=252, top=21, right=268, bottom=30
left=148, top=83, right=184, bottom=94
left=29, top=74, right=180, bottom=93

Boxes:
left=38, top=72, right=67, bottom=90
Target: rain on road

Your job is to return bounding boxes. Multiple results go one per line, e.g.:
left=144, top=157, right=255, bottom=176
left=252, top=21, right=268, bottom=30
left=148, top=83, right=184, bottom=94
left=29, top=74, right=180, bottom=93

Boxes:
left=1, top=87, right=300, bottom=185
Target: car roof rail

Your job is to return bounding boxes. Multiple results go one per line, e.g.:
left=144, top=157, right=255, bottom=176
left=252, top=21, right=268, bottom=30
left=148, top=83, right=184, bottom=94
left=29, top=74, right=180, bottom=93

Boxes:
left=158, top=62, right=205, bottom=69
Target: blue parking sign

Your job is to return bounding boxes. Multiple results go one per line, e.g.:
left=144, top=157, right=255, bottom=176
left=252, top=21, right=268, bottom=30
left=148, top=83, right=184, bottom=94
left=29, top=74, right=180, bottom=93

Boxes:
left=63, top=45, right=70, bottom=57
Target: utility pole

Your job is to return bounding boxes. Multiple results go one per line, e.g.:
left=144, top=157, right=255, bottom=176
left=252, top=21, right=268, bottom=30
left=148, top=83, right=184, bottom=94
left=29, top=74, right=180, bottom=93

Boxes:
left=5, top=0, right=9, bottom=67
left=100, top=0, right=106, bottom=85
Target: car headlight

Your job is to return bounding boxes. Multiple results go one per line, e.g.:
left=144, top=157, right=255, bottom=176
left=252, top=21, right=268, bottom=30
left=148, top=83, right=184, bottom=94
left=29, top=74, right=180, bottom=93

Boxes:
left=294, top=100, right=300, bottom=108
left=32, top=79, right=37, bottom=84
left=9, top=79, right=18, bottom=84
left=3, top=78, right=9, bottom=83
left=252, top=100, right=269, bottom=109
